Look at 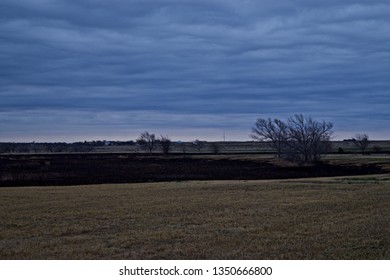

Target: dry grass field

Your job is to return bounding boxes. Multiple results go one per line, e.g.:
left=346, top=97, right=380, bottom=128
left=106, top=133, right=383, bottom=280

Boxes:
left=1, top=173, right=390, bottom=259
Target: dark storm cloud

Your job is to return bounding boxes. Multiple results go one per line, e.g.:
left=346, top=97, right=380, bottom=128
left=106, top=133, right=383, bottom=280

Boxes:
left=1, top=0, right=389, bottom=141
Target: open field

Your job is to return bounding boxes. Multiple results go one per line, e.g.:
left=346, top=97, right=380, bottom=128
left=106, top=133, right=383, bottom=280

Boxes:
left=1, top=173, right=390, bottom=259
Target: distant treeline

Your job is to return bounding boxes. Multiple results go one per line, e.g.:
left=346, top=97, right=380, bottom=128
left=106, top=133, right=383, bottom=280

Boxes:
left=0, top=141, right=136, bottom=154
left=1, top=140, right=390, bottom=155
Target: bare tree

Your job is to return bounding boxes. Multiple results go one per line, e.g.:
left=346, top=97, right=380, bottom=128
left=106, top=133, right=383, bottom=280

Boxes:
left=0, top=143, right=17, bottom=153
left=136, top=131, right=156, bottom=155
left=251, top=118, right=288, bottom=158
left=159, top=135, right=171, bottom=156
left=211, top=142, right=220, bottom=154
left=192, top=139, right=204, bottom=153
left=287, top=114, right=333, bottom=164
left=353, top=133, right=370, bottom=154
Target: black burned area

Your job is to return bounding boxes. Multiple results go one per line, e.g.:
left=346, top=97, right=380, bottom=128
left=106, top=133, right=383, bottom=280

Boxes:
left=0, top=154, right=385, bottom=187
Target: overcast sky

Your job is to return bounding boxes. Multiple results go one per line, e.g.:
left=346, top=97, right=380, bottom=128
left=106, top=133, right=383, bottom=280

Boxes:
left=1, top=0, right=389, bottom=142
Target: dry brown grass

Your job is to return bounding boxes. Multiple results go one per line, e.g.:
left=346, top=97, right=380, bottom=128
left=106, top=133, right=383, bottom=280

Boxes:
left=1, top=174, right=390, bottom=259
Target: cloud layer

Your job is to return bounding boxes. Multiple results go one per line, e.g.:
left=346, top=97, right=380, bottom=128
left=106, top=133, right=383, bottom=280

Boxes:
left=1, top=0, right=389, bottom=141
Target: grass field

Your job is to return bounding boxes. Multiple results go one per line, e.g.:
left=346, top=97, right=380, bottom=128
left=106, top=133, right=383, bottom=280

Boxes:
left=1, top=173, right=390, bottom=259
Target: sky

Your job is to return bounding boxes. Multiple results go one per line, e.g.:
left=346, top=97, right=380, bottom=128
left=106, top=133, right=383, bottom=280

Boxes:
left=1, top=0, right=389, bottom=142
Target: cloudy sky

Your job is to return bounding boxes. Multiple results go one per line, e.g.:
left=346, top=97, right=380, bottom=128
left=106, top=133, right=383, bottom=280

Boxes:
left=1, top=0, right=389, bottom=142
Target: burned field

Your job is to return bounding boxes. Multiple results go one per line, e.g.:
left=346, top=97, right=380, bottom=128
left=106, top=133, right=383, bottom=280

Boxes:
left=0, top=153, right=386, bottom=187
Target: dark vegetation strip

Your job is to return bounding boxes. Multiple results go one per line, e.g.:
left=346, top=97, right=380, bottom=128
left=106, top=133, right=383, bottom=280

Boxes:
left=0, top=154, right=386, bottom=187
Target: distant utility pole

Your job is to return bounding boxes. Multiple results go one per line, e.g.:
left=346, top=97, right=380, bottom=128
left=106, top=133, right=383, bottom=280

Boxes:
left=223, top=131, right=226, bottom=142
